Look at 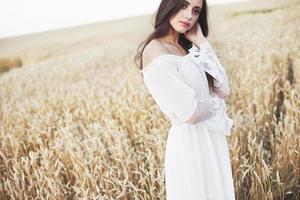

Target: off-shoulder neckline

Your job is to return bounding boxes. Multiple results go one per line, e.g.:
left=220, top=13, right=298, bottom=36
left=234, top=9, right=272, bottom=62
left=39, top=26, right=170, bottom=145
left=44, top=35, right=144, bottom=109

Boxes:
left=140, top=42, right=206, bottom=74
left=141, top=52, right=190, bottom=73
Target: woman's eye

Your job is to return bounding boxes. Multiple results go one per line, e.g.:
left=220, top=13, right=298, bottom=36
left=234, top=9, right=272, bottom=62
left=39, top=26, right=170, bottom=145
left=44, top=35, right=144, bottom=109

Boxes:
left=194, top=10, right=201, bottom=15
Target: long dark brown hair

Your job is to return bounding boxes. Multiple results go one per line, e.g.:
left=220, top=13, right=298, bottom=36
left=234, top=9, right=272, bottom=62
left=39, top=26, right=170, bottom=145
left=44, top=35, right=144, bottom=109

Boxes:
left=134, top=0, right=219, bottom=93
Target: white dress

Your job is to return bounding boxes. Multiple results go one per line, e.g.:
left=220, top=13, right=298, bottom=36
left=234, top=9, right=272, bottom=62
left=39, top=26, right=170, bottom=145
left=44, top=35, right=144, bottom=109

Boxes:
left=141, top=38, right=236, bottom=200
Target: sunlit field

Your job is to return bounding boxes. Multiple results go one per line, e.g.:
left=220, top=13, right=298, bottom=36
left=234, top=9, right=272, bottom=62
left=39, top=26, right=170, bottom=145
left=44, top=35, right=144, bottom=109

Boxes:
left=0, top=0, right=299, bottom=199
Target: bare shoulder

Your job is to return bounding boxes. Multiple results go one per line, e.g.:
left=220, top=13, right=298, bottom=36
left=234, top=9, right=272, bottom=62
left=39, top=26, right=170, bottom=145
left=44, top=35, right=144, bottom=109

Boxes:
left=142, top=39, right=169, bottom=68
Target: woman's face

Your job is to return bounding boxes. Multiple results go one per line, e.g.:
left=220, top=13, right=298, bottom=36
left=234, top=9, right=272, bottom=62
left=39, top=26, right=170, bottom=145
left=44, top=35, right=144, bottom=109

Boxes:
left=169, top=0, right=203, bottom=33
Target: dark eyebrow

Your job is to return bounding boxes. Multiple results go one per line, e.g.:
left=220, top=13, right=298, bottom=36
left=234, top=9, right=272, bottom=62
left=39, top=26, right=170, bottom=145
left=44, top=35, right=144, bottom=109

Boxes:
left=184, top=0, right=202, bottom=9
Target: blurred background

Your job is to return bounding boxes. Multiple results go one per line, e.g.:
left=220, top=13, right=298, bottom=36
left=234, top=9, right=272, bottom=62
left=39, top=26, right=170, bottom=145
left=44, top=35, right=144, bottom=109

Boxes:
left=0, top=0, right=299, bottom=199
left=0, top=0, right=248, bottom=39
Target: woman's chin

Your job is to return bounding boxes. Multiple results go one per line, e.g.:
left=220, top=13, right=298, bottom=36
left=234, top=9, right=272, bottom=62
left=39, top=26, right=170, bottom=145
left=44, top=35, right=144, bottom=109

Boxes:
left=175, top=27, right=189, bottom=33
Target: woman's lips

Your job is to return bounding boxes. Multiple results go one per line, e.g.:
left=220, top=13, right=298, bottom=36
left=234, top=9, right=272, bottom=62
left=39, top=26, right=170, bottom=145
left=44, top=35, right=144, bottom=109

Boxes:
left=179, top=21, right=190, bottom=27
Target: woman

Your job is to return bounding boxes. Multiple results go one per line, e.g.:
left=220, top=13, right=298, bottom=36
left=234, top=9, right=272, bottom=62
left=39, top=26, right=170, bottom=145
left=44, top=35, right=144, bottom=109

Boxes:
left=134, top=0, right=235, bottom=199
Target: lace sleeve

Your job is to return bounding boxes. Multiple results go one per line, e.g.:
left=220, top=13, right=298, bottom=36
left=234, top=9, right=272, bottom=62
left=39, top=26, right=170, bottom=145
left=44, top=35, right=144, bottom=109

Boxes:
left=188, top=38, right=230, bottom=98
left=186, top=96, right=223, bottom=124
left=188, top=95, right=234, bottom=136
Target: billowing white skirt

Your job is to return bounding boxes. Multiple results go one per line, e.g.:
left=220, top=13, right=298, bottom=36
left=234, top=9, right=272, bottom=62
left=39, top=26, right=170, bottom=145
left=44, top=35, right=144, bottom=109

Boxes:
left=164, top=124, right=236, bottom=200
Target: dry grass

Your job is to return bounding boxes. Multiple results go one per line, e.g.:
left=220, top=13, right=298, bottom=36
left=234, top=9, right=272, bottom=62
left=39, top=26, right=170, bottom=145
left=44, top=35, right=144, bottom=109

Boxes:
left=0, top=57, right=22, bottom=73
left=0, top=0, right=299, bottom=199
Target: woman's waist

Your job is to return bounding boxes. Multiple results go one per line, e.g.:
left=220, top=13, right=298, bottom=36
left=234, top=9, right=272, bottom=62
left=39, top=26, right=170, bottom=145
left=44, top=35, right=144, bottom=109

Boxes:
left=169, top=113, right=233, bottom=136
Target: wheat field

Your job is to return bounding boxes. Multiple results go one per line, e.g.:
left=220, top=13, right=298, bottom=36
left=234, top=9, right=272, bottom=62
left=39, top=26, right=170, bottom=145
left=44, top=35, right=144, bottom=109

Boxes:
left=0, top=0, right=299, bottom=199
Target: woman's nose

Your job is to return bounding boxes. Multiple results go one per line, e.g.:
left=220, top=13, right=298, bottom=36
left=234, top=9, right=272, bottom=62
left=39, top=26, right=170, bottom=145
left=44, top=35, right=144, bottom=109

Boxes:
left=183, top=9, right=193, bottom=19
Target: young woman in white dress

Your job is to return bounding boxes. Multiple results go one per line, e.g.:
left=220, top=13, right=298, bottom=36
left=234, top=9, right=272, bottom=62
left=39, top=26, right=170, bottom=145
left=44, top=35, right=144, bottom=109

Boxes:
left=134, top=0, right=236, bottom=199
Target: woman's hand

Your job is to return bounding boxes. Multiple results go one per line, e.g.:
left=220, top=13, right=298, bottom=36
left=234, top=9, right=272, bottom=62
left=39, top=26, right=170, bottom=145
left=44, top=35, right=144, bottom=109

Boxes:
left=183, top=22, right=206, bottom=48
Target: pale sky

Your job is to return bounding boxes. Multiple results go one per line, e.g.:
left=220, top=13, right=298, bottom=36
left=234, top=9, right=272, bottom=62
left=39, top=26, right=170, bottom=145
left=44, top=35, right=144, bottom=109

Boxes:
left=0, top=0, right=249, bottom=39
